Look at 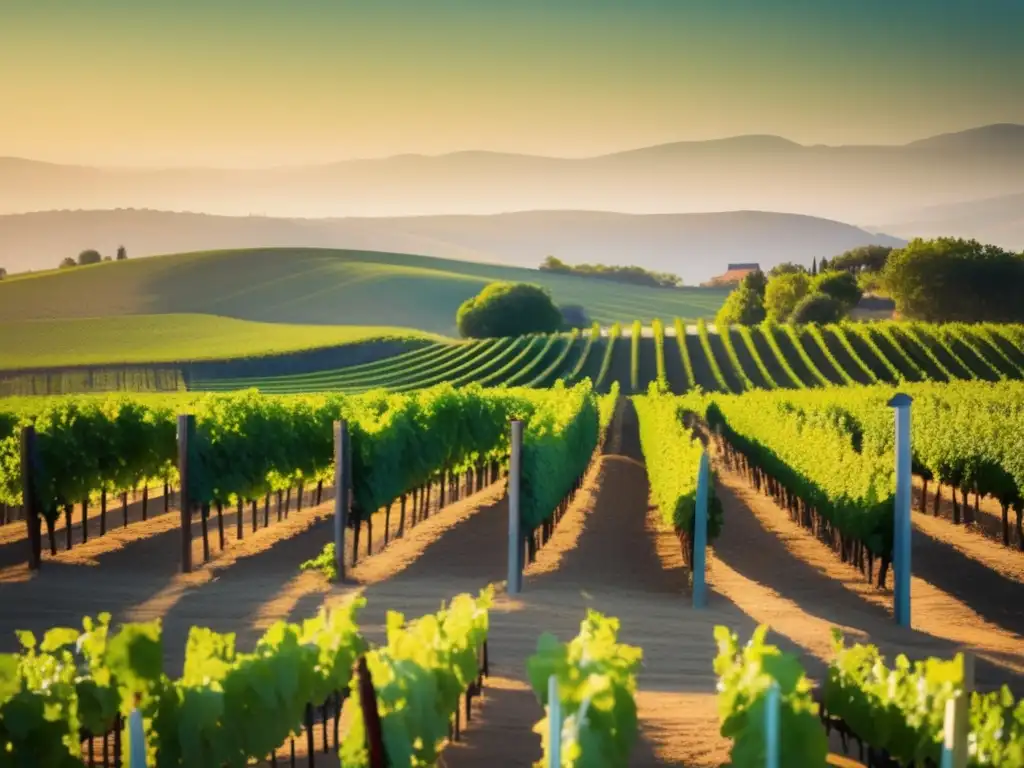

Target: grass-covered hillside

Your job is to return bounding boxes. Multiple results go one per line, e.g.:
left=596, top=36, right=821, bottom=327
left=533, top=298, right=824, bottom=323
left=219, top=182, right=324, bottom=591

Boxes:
left=0, top=247, right=729, bottom=338
left=0, top=315, right=438, bottom=370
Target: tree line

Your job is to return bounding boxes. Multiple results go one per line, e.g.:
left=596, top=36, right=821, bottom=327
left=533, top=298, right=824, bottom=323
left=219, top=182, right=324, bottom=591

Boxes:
left=718, top=237, right=1024, bottom=326
left=540, top=255, right=683, bottom=289
left=59, top=245, right=128, bottom=269
left=0, top=247, right=129, bottom=279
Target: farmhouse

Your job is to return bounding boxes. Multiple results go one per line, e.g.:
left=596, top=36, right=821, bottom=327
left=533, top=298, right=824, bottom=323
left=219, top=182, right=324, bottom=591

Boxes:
left=701, top=262, right=761, bottom=287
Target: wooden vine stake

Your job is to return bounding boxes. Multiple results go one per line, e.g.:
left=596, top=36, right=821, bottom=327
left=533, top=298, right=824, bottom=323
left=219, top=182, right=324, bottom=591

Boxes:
left=940, top=651, right=975, bottom=768
left=177, top=415, right=194, bottom=574
left=357, top=656, right=387, bottom=768
left=20, top=426, right=42, bottom=570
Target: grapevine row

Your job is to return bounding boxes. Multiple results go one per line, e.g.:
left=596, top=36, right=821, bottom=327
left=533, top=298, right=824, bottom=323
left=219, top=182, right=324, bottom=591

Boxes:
left=634, top=387, right=723, bottom=565
left=714, top=623, right=1024, bottom=767
left=1, top=591, right=491, bottom=768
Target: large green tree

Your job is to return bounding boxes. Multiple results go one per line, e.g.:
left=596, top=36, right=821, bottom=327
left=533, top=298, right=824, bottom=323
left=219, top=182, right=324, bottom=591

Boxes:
left=768, top=262, right=807, bottom=278
left=763, top=272, right=811, bottom=322
left=456, top=282, right=564, bottom=338
left=740, top=269, right=768, bottom=296
left=883, top=237, right=1024, bottom=322
left=77, top=249, right=103, bottom=265
left=829, top=244, right=893, bottom=274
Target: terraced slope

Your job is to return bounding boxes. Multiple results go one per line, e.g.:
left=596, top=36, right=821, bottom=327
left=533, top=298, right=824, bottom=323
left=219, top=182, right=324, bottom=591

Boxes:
left=186, top=321, right=1024, bottom=395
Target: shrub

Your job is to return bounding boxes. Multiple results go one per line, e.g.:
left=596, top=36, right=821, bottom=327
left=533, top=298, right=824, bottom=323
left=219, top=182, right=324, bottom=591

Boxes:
left=715, top=284, right=766, bottom=327
left=560, top=304, right=590, bottom=330
left=813, top=270, right=862, bottom=310
left=763, top=271, right=811, bottom=322
left=790, top=293, right=844, bottom=325
left=77, top=249, right=102, bottom=266
left=456, top=282, right=563, bottom=338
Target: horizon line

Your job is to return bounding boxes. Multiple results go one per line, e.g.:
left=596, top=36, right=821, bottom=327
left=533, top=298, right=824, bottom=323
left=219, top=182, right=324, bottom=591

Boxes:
left=1, top=122, right=1020, bottom=173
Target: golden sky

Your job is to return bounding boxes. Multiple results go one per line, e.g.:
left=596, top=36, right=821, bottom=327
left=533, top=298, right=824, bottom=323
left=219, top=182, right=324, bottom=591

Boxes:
left=2, top=0, right=1022, bottom=167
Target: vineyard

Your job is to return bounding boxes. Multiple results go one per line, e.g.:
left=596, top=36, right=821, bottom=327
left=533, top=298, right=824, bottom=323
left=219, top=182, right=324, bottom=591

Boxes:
left=185, top=321, right=1024, bottom=397
left=1, top=374, right=1022, bottom=765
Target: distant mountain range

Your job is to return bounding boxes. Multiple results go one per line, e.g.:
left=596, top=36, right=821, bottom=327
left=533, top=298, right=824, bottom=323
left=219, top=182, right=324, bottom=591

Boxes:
left=878, top=191, right=1024, bottom=250
left=1, top=124, right=1022, bottom=234
left=0, top=208, right=905, bottom=285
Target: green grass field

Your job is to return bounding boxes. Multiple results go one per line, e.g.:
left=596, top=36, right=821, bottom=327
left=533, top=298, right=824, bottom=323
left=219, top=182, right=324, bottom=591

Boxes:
left=0, top=314, right=437, bottom=370
left=0, top=248, right=729, bottom=337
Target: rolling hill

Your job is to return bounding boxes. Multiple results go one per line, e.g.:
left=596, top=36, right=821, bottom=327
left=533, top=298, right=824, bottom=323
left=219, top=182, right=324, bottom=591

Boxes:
left=2, top=124, right=1022, bottom=225
left=878, top=191, right=1024, bottom=251
left=0, top=248, right=730, bottom=363
left=0, top=208, right=904, bottom=284
left=0, top=315, right=437, bottom=371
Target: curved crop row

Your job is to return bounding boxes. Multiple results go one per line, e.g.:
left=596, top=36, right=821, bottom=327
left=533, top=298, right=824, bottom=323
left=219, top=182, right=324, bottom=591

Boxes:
left=630, top=320, right=642, bottom=392
left=397, top=337, right=517, bottom=391
left=673, top=319, right=696, bottom=390
left=562, top=323, right=600, bottom=384
left=696, top=319, right=731, bottom=392
left=651, top=319, right=667, bottom=387
left=803, top=326, right=856, bottom=385
left=780, top=325, right=832, bottom=387
left=502, top=334, right=562, bottom=387
left=593, top=323, right=621, bottom=392
left=529, top=329, right=580, bottom=387
left=717, top=325, right=754, bottom=391
left=757, top=323, right=808, bottom=389
left=186, top=321, right=1024, bottom=397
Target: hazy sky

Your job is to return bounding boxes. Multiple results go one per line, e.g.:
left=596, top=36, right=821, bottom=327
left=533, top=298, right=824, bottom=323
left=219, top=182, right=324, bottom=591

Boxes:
left=3, top=0, right=1023, bottom=167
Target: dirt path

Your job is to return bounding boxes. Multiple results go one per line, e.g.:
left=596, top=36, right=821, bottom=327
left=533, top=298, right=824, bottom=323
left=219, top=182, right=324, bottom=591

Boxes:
left=438, top=403, right=753, bottom=768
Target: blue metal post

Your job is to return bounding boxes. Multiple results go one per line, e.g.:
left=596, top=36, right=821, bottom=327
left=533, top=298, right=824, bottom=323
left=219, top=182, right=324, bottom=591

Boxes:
left=547, top=674, right=562, bottom=768
left=128, top=708, right=147, bottom=768
left=508, top=420, right=523, bottom=595
left=764, top=681, right=780, bottom=768
left=888, top=394, right=913, bottom=627
left=692, top=451, right=709, bottom=609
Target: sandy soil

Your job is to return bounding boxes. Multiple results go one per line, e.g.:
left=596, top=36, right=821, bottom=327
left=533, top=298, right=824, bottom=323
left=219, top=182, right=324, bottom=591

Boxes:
left=2, top=400, right=1021, bottom=767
